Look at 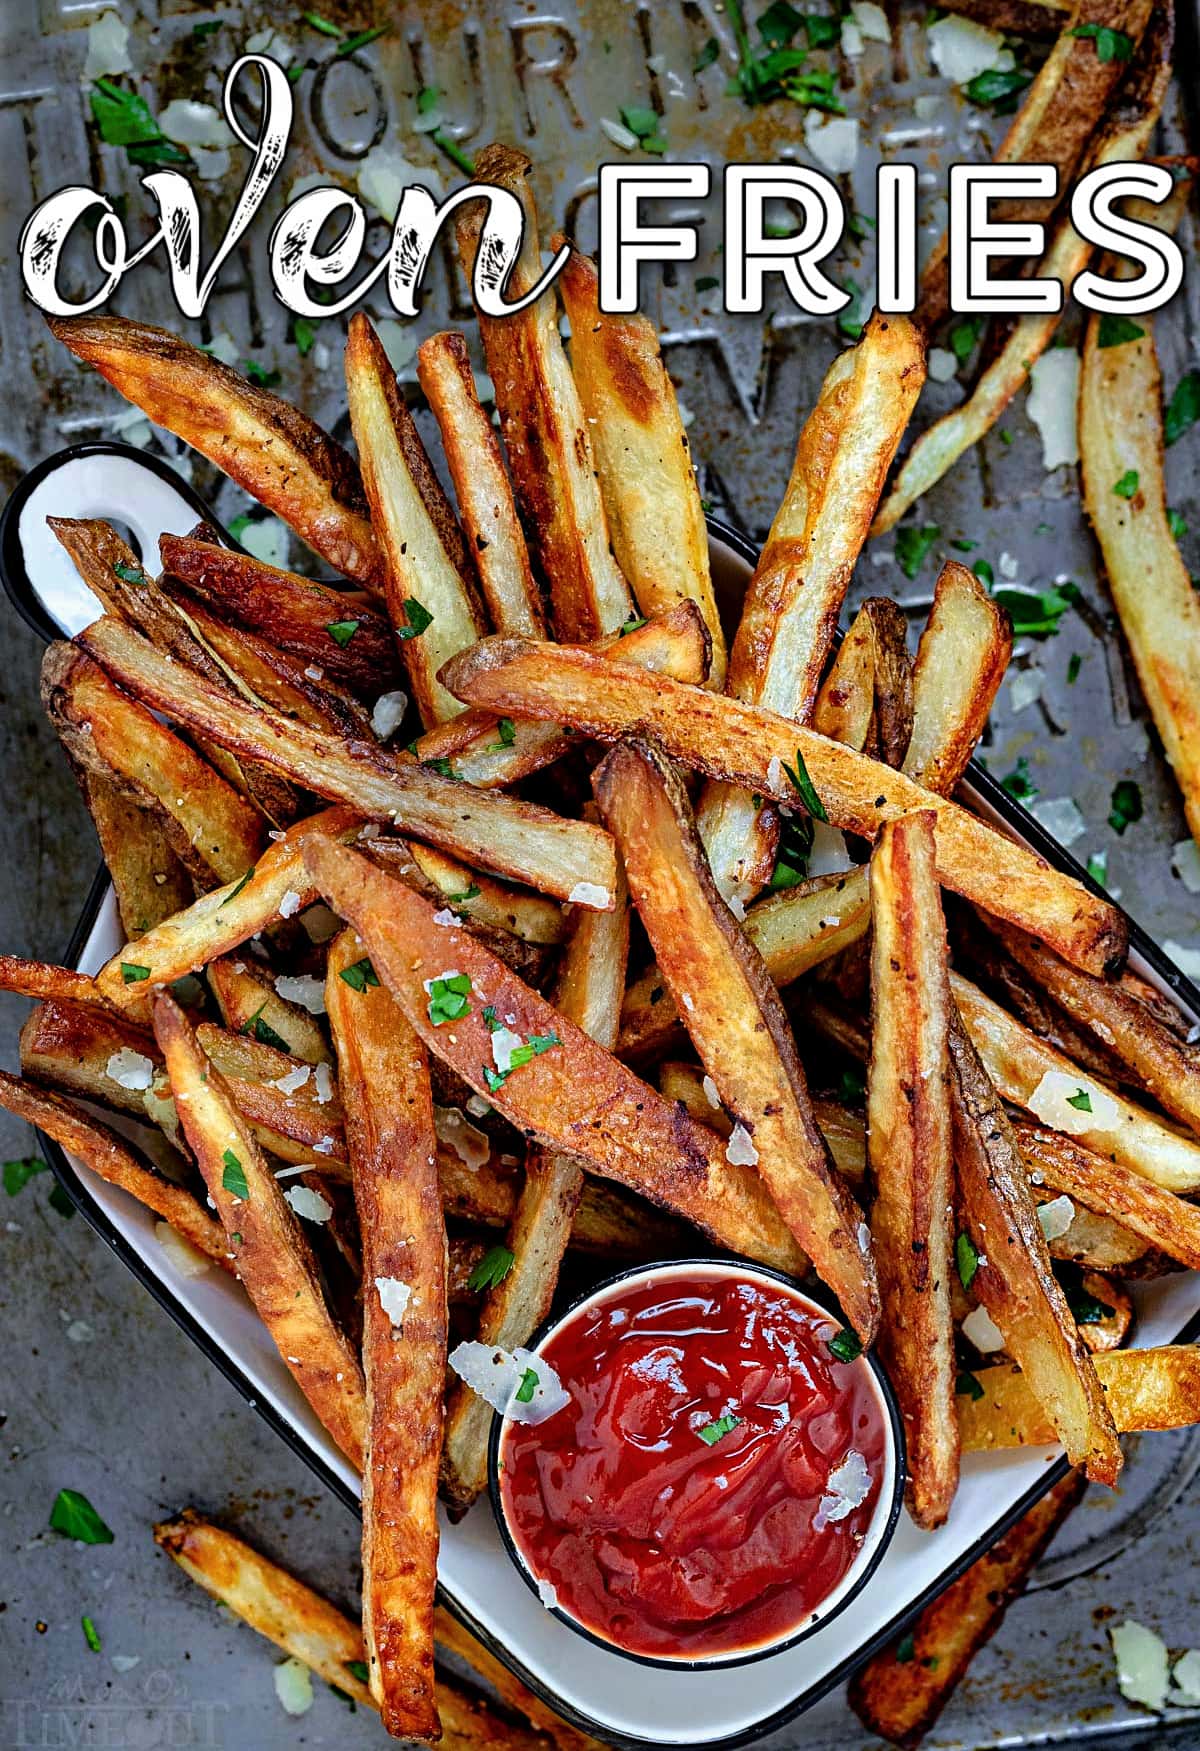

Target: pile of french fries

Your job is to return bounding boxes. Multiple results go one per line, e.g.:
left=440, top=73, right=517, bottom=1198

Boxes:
left=3, top=78, right=1199, bottom=1744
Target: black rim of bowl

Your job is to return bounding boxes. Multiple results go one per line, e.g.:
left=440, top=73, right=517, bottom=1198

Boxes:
left=486, top=1256, right=907, bottom=1672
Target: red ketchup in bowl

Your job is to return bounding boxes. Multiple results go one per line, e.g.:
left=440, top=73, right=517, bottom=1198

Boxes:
left=497, top=1269, right=889, bottom=1661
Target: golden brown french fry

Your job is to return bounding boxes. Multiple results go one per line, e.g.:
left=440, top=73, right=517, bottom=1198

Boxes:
left=903, top=563, right=1013, bottom=794
left=94, top=806, right=363, bottom=1009
left=417, top=331, right=546, bottom=638
left=47, top=315, right=383, bottom=588
left=178, top=600, right=376, bottom=741
left=196, top=1023, right=344, bottom=1164
left=71, top=759, right=194, bottom=938
left=154, top=1510, right=566, bottom=1749
left=1043, top=1202, right=1151, bottom=1272
left=20, top=998, right=162, bottom=1118
left=595, top=740, right=878, bottom=1340
left=300, top=835, right=805, bottom=1273
left=0, top=956, right=113, bottom=1011
left=442, top=636, right=1126, bottom=976
left=696, top=313, right=925, bottom=898
left=659, top=1062, right=868, bottom=1186
left=77, top=617, right=617, bottom=907
left=346, top=313, right=484, bottom=728
left=0, top=1069, right=228, bottom=1264
left=953, top=972, right=1200, bottom=1192
left=1081, top=318, right=1200, bottom=850
left=849, top=1468, right=1086, bottom=1750
left=949, top=1015, right=1120, bottom=1484
left=43, top=642, right=264, bottom=889
left=159, top=534, right=401, bottom=701
left=412, top=602, right=711, bottom=789
left=326, top=928, right=446, bottom=1740
left=812, top=611, right=876, bottom=752
left=1017, top=1121, right=1200, bottom=1273
left=368, top=837, right=568, bottom=949
left=959, top=1345, right=1200, bottom=1451
left=442, top=819, right=630, bottom=1511
left=556, top=241, right=726, bottom=687
left=153, top=993, right=366, bottom=1469
left=868, top=812, right=958, bottom=1527
left=208, top=957, right=332, bottom=1065
left=454, top=145, right=633, bottom=640
left=916, top=0, right=1155, bottom=331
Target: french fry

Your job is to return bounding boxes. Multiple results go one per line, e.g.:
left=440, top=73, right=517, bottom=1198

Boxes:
left=47, top=315, right=383, bottom=588
left=300, top=835, right=806, bottom=1274
left=939, top=0, right=1069, bottom=27
left=153, top=993, right=366, bottom=1469
left=902, top=563, right=1013, bottom=794
left=813, top=598, right=912, bottom=763
left=412, top=602, right=711, bottom=789
left=0, top=1069, right=228, bottom=1264
left=868, top=812, right=958, bottom=1527
left=159, top=534, right=401, bottom=701
left=442, top=636, right=1127, bottom=976
left=178, top=600, right=376, bottom=741
left=812, top=610, right=876, bottom=752
left=42, top=642, right=264, bottom=889
left=20, top=998, right=159, bottom=1116
left=417, top=331, right=546, bottom=638
left=367, top=837, right=568, bottom=949
left=874, top=15, right=1172, bottom=532
left=595, top=741, right=878, bottom=1340
left=346, top=313, right=484, bottom=727
left=658, top=1061, right=867, bottom=1186
left=93, top=806, right=363, bottom=1009
left=959, top=1345, right=1200, bottom=1451
left=454, top=145, right=634, bottom=640
left=849, top=1468, right=1086, bottom=1750
left=1017, top=1121, right=1200, bottom=1273
left=442, top=815, right=630, bottom=1511
left=949, top=1015, right=1121, bottom=1483
left=70, top=760, right=194, bottom=938
left=208, top=957, right=332, bottom=1065
left=556, top=241, right=726, bottom=687
left=696, top=313, right=925, bottom=897
left=196, top=1024, right=345, bottom=1165
left=953, top=973, right=1200, bottom=1192
left=77, top=617, right=617, bottom=907
left=326, top=928, right=446, bottom=1740
left=0, top=956, right=114, bottom=1011
left=439, top=1148, right=686, bottom=1258
left=1042, top=1199, right=1150, bottom=1272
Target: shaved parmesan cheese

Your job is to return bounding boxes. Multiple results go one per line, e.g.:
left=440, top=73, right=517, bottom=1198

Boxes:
left=466, top=1092, right=491, bottom=1119
left=840, top=18, right=864, bottom=57
left=1027, top=350, right=1081, bottom=470
left=448, top=1341, right=571, bottom=1424
left=927, top=15, right=1011, bottom=84
left=1172, top=840, right=1200, bottom=895
left=1009, top=666, right=1044, bottom=714
left=274, top=974, right=326, bottom=1015
left=726, top=1124, right=759, bottom=1166
left=1028, top=1070, right=1119, bottom=1136
left=159, top=100, right=234, bottom=151
left=274, top=1656, right=314, bottom=1717
left=108, top=406, right=154, bottom=449
left=491, top=1027, right=525, bottom=1075
left=727, top=891, right=747, bottom=921
left=433, top=908, right=462, bottom=927
left=569, top=882, right=610, bottom=909
left=702, top=1074, right=721, bottom=1110
left=371, top=690, right=408, bottom=740
left=310, top=1064, right=332, bottom=1106
left=240, top=518, right=290, bottom=569
left=805, top=113, right=858, bottom=176
left=106, top=1048, right=154, bottom=1091
left=435, top=1105, right=491, bottom=1170
left=373, top=318, right=419, bottom=375
left=154, top=1221, right=210, bottom=1279
left=927, top=347, right=958, bottom=383
left=357, top=144, right=441, bottom=223
left=270, top=1064, right=311, bottom=1096
left=375, top=1276, right=413, bottom=1327
left=1165, top=941, right=1200, bottom=980
left=766, top=756, right=784, bottom=791
left=809, top=821, right=854, bottom=877
left=1030, top=795, right=1086, bottom=848
left=817, top=1450, right=870, bottom=1525
left=248, top=27, right=295, bottom=65
left=84, top=12, right=133, bottom=80
left=851, top=2, right=890, bottom=41
left=1037, top=1194, right=1075, bottom=1242
left=1172, top=1649, right=1200, bottom=1704
left=600, top=117, right=639, bottom=151
left=277, top=889, right=303, bottom=919
left=536, top=1576, right=559, bottom=1610
left=1111, top=1620, right=1169, bottom=1711
left=962, top=1305, right=1005, bottom=1352
left=285, top=1184, right=332, bottom=1224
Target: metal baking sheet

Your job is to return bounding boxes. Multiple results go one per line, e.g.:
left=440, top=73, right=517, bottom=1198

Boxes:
left=1, top=0, right=1198, bottom=1744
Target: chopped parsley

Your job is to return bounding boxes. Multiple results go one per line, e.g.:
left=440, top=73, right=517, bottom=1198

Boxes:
left=220, top=866, right=256, bottom=907
left=827, top=1327, right=861, bottom=1363
left=49, top=1489, right=113, bottom=1545
left=1108, top=779, right=1142, bottom=835
left=619, top=614, right=649, bottom=635
left=241, top=359, right=281, bottom=389
left=956, top=1370, right=985, bottom=1402
left=694, top=275, right=719, bottom=293
left=112, top=560, right=148, bottom=585
left=192, top=18, right=222, bottom=36
left=89, top=80, right=191, bottom=168
left=964, top=68, right=1032, bottom=113
left=345, top=1660, right=370, bottom=1684
left=698, top=1413, right=741, bottom=1445
left=950, top=537, right=978, bottom=553
left=846, top=210, right=876, bottom=242
left=301, top=10, right=341, bottom=34
left=239, top=1005, right=291, bottom=1053
left=1112, top=469, right=1139, bottom=500
left=49, top=1183, right=74, bottom=1219
left=515, top=1366, right=539, bottom=1404
left=1067, top=652, right=1082, bottom=684
left=1057, top=1262, right=1115, bottom=1325
left=1066, top=1088, right=1093, bottom=1113
left=896, top=1632, right=916, bottom=1663
left=326, top=619, right=360, bottom=647
left=4, top=1157, right=46, bottom=1196
left=422, top=757, right=455, bottom=778
left=993, top=582, right=1079, bottom=638
left=120, top=962, right=151, bottom=984
left=724, top=0, right=845, bottom=111
left=338, top=958, right=380, bottom=993
left=488, top=717, right=517, bottom=750
left=446, top=883, right=482, bottom=904
left=783, top=749, right=828, bottom=823
left=398, top=598, right=434, bottom=640
left=1086, top=850, right=1109, bottom=888
left=1070, top=22, right=1133, bottom=61
left=1168, top=509, right=1188, bottom=541
left=895, top=523, right=940, bottom=580
left=948, top=316, right=984, bottom=367
left=1097, top=314, right=1145, bottom=348
left=82, top=1615, right=102, bottom=1653
left=973, top=558, right=995, bottom=589
left=467, top=1245, right=515, bottom=1292
left=770, top=809, right=815, bottom=889
left=839, top=1065, right=866, bottom=1105
left=619, top=105, right=668, bottom=155
left=483, top=1031, right=561, bottom=1090
left=837, top=277, right=868, bottom=343
left=694, top=36, right=720, bottom=74
left=1165, top=372, right=1200, bottom=447
left=412, top=93, right=476, bottom=176
left=427, top=973, right=472, bottom=1025
left=221, top=1149, right=249, bottom=1201
left=956, top=1231, right=980, bottom=1291
left=1000, top=757, right=1037, bottom=803
left=293, top=317, right=318, bottom=357
left=336, top=24, right=388, bottom=56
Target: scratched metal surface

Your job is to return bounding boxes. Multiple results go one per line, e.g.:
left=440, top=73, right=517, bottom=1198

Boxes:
left=2, top=0, right=1200, bottom=1745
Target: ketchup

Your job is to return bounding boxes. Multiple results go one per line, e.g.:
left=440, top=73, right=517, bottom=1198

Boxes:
left=498, top=1271, right=888, bottom=1660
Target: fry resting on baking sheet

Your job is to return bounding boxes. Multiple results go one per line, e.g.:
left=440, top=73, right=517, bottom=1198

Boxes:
left=595, top=739, right=878, bottom=1342
left=868, top=812, right=958, bottom=1527
left=46, top=315, right=383, bottom=587
left=1016, top=1122, right=1200, bottom=1272
left=325, top=928, right=446, bottom=1740
left=959, top=1345, right=1200, bottom=1450
left=153, top=993, right=366, bottom=1469
left=442, top=635, right=1126, bottom=975
left=300, top=834, right=805, bottom=1274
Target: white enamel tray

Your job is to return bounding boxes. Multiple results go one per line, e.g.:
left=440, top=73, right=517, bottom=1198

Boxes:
left=6, top=444, right=1200, bottom=1750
